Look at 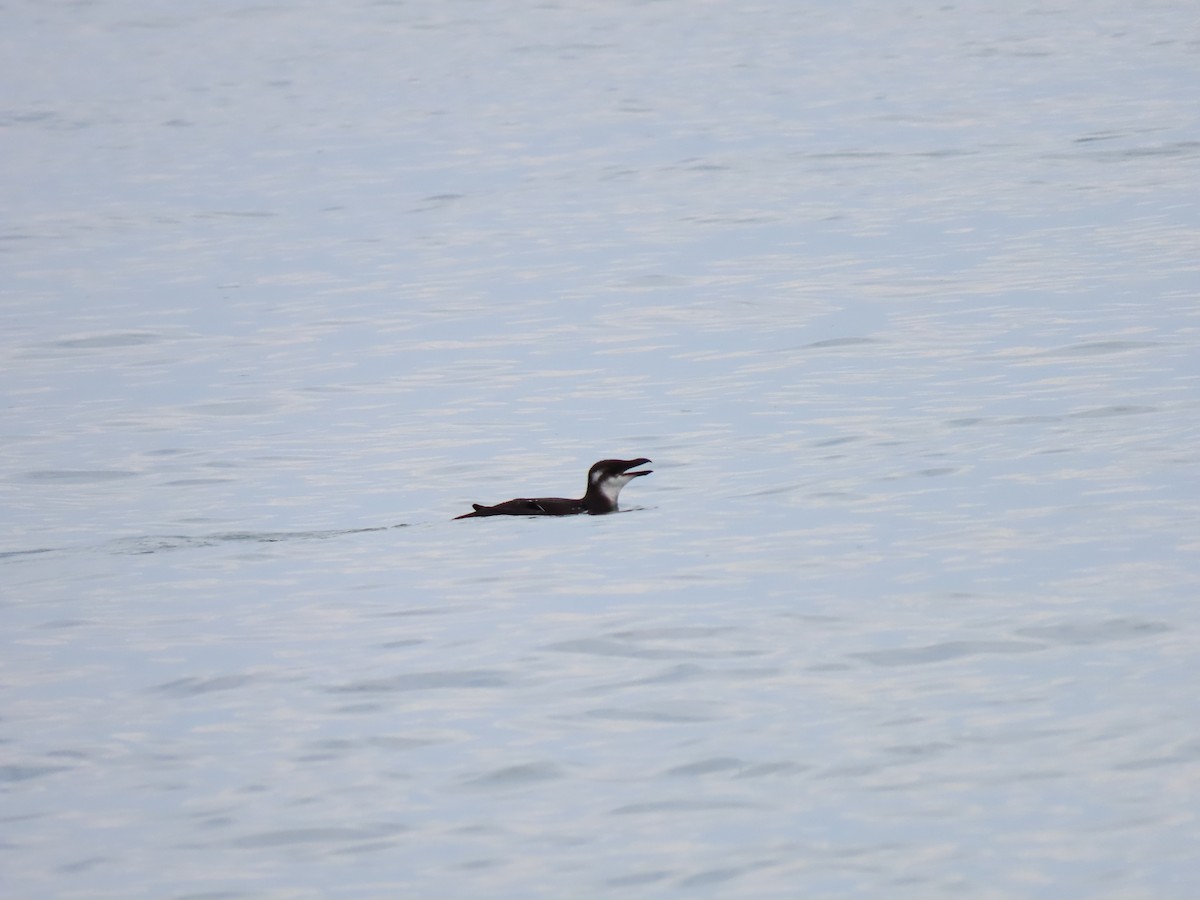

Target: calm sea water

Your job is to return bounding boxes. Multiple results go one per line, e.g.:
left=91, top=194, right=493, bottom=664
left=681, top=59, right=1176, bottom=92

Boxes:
left=3, top=1, right=1199, bottom=897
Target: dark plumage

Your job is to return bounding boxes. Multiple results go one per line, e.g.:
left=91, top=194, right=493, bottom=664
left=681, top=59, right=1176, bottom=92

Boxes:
left=454, top=458, right=652, bottom=519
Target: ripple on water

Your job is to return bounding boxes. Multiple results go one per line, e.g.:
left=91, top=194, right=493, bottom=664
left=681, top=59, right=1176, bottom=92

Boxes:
left=327, top=670, right=516, bottom=693
left=231, top=825, right=407, bottom=849
left=22, top=469, right=138, bottom=483
left=40, top=332, right=165, bottom=351
left=1045, top=340, right=1166, bottom=356
left=544, top=637, right=720, bottom=660
left=461, top=762, right=565, bottom=790
left=1014, top=618, right=1172, bottom=645
left=153, top=674, right=262, bottom=696
left=0, top=764, right=73, bottom=782
left=850, top=639, right=1045, bottom=667
left=610, top=799, right=762, bottom=815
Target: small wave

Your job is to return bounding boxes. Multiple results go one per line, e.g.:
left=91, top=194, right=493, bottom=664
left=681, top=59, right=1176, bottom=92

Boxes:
left=45, top=332, right=164, bottom=350
left=328, top=669, right=514, bottom=693
left=851, top=639, right=1043, bottom=667
left=107, top=525, right=405, bottom=556
left=0, top=546, right=61, bottom=561
left=1015, top=618, right=1171, bottom=645
left=23, top=469, right=138, bottom=483
left=1048, top=340, right=1164, bottom=356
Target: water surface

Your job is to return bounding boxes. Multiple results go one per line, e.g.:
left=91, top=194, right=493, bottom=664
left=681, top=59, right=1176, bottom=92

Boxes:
left=3, top=1, right=1198, bottom=897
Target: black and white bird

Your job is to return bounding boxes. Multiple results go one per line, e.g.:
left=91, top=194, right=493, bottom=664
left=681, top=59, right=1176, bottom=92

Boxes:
left=454, top=458, right=652, bottom=519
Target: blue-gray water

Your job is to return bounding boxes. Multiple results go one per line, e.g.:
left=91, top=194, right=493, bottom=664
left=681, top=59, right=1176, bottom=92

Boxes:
left=3, top=1, right=1199, bottom=897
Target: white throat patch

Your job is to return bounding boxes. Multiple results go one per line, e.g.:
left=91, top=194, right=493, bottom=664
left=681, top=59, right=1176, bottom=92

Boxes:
left=596, top=473, right=636, bottom=505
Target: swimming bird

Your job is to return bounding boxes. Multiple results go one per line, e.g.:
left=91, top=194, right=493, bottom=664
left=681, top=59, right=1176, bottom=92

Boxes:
left=454, top=458, right=652, bottom=519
